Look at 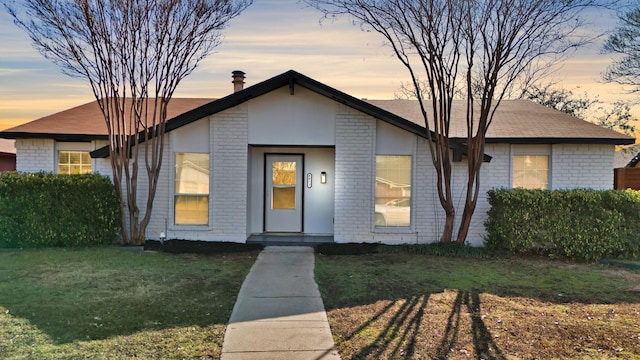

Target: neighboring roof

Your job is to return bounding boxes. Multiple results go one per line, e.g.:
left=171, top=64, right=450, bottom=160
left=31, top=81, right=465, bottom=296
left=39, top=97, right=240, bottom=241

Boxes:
left=0, top=139, right=15, bottom=155
left=367, top=99, right=634, bottom=145
left=0, top=98, right=213, bottom=141
left=615, top=144, right=640, bottom=168
left=0, top=70, right=632, bottom=159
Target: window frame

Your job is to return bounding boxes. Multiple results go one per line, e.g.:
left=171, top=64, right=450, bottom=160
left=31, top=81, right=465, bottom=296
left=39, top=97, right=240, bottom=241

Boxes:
left=374, top=154, right=412, bottom=229
left=57, top=150, right=92, bottom=175
left=509, top=145, right=553, bottom=190
left=174, top=152, right=210, bottom=226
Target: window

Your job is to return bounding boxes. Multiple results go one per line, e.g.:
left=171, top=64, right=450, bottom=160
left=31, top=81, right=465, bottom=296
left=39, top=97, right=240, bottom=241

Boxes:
left=271, top=161, right=297, bottom=209
left=175, top=153, right=210, bottom=225
left=58, top=151, right=92, bottom=174
left=375, top=155, right=411, bottom=227
left=513, top=155, right=549, bottom=189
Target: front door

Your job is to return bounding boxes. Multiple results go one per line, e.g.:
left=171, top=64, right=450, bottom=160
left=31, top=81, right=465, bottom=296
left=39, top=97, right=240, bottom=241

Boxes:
left=265, top=154, right=303, bottom=232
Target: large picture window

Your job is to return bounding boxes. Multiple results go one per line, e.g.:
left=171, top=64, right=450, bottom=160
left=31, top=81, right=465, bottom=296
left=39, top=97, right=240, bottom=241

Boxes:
left=58, top=151, right=92, bottom=174
left=512, top=155, right=549, bottom=189
left=175, top=153, right=210, bottom=225
left=375, top=155, right=411, bottom=227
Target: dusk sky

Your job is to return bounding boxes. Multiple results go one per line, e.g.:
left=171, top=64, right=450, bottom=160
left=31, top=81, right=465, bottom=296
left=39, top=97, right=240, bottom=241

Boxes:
left=0, top=0, right=638, bottom=131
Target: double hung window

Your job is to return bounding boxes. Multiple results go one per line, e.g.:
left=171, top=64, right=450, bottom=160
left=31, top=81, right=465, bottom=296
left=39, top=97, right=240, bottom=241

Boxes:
left=375, top=155, right=412, bottom=227
left=512, top=155, right=549, bottom=189
left=175, top=153, right=210, bottom=225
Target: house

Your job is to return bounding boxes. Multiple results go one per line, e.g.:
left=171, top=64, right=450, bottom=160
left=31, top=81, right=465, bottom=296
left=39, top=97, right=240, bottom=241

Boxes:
left=614, top=144, right=640, bottom=168
left=613, top=144, right=640, bottom=190
left=0, top=70, right=633, bottom=246
left=0, top=139, right=16, bottom=172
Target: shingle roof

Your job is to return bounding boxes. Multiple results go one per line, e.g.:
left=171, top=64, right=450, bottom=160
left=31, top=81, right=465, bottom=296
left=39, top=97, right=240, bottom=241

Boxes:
left=0, top=70, right=633, bottom=148
left=615, top=144, right=640, bottom=168
left=0, top=98, right=213, bottom=141
left=366, top=99, right=634, bottom=144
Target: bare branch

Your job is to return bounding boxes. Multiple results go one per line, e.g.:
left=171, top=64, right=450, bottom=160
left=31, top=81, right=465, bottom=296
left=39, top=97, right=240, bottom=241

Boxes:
left=4, top=0, right=251, bottom=244
left=305, top=0, right=606, bottom=243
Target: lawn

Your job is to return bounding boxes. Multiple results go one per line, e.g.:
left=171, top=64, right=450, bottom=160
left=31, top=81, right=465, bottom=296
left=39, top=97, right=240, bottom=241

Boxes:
left=0, top=247, right=257, bottom=359
left=315, top=253, right=640, bottom=359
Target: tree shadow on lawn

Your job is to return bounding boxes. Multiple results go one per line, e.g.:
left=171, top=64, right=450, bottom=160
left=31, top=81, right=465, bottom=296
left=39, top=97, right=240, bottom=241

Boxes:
left=316, top=254, right=640, bottom=359
left=0, top=249, right=257, bottom=345
left=331, top=291, right=506, bottom=360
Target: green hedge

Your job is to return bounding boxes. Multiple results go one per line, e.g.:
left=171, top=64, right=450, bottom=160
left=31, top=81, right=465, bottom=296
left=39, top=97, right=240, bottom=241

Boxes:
left=0, top=172, right=121, bottom=248
left=485, top=188, right=640, bottom=261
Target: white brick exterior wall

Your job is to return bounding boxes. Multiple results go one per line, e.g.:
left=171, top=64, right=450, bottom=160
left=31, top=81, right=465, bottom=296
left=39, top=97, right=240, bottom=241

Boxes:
left=551, top=144, right=614, bottom=190
left=15, top=139, right=55, bottom=172
left=139, top=139, right=172, bottom=240
left=454, top=143, right=615, bottom=246
left=92, top=140, right=113, bottom=177
left=414, top=138, right=443, bottom=243
left=452, top=144, right=511, bottom=246
left=210, top=106, right=248, bottom=242
left=334, top=105, right=376, bottom=242
left=11, top=101, right=618, bottom=247
left=143, top=105, right=249, bottom=243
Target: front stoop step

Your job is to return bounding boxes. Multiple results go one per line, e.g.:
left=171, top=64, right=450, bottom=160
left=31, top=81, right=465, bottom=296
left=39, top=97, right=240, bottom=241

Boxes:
left=246, top=234, right=334, bottom=247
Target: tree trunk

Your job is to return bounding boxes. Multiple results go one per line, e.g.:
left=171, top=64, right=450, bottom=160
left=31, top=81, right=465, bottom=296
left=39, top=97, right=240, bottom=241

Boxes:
left=441, top=203, right=455, bottom=243
left=455, top=204, right=474, bottom=244
left=456, top=135, right=483, bottom=244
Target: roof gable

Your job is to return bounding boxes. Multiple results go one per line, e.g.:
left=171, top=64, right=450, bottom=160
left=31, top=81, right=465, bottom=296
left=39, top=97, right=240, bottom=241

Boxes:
left=88, top=70, right=479, bottom=160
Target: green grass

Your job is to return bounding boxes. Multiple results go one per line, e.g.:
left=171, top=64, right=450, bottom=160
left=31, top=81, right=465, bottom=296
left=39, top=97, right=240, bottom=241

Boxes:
left=316, top=253, right=639, bottom=308
left=0, top=247, right=257, bottom=359
left=315, top=253, right=640, bottom=359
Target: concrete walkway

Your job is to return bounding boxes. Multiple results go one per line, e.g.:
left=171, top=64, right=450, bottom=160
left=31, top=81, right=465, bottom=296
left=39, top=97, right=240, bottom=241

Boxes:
left=221, top=246, right=340, bottom=360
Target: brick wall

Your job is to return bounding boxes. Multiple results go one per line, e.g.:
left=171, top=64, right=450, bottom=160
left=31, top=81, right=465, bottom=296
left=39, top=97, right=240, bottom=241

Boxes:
left=332, top=113, right=515, bottom=246
left=15, top=139, right=55, bottom=172
left=92, top=140, right=113, bottom=177
left=11, top=110, right=617, bottom=246
left=413, top=138, right=442, bottom=243
left=551, top=144, right=614, bottom=190
left=142, top=106, right=249, bottom=242
left=140, top=138, right=172, bottom=240
left=451, top=144, right=510, bottom=246
left=334, top=105, right=376, bottom=242
left=209, top=106, right=249, bottom=242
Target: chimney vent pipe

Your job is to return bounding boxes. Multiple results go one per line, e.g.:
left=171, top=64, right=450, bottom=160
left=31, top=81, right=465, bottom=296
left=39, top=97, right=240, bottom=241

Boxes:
left=232, top=70, right=246, bottom=92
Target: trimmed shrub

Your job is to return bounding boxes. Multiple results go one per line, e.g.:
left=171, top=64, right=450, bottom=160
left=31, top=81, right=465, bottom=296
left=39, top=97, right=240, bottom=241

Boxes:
left=0, top=172, right=120, bottom=248
left=485, top=188, right=640, bottom=261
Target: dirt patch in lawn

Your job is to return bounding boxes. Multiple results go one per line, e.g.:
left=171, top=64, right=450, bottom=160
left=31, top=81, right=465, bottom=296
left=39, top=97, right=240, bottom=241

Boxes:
left=316, top=254, right=640, bottom=359
left=328, top=291, right=640, bottom=359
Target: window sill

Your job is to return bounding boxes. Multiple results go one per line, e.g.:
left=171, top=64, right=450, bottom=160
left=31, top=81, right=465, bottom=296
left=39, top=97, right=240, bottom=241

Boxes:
left=374, top=227, right=415, bottom=234
left=169, top=225, right=212, bottom=232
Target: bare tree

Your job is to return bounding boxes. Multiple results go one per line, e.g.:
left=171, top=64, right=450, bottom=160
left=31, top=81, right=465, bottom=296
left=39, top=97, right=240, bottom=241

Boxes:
left=525, top=83, right=636, bottom=136
left=603, top=5, right=640, bottom=94
left=306, top=0, right=602, bottom=243
left=4, top=0, right=251, bottom=245
left=523, top=83, right=596, bottom=119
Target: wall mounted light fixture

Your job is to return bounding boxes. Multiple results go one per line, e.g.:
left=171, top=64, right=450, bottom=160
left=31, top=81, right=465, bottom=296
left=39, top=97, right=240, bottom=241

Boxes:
left=320, top=171, right=327, bottom=184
